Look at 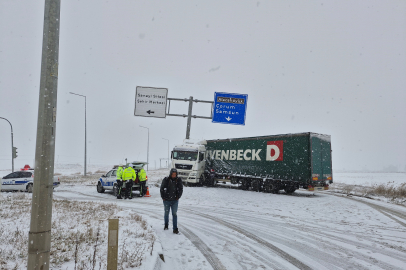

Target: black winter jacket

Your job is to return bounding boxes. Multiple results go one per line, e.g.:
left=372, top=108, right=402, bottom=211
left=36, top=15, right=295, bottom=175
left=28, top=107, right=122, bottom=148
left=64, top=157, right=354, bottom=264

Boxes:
left=160, top=176, right=183, bottom=201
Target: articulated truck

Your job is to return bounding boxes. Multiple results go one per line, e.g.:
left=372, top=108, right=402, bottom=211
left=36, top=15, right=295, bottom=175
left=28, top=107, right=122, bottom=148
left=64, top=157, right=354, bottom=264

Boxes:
left=171, top=132, right=332, bottom=193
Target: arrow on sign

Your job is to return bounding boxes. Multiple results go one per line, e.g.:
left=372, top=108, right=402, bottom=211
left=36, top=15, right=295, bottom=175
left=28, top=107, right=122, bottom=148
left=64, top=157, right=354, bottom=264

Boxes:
left=225, top=116, right=232, bottom=121
left=147, top=110, right=155, bottom=114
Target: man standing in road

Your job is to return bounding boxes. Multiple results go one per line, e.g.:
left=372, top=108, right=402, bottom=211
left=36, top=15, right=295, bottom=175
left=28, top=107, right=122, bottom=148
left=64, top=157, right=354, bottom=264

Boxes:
left=160, top=168, right=183, bottom=234
left=121, top=164, right=136, bottom=199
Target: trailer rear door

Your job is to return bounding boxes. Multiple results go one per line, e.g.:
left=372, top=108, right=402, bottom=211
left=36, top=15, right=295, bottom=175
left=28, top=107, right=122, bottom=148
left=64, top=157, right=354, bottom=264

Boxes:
left=310, top=134, right=332, bottom=186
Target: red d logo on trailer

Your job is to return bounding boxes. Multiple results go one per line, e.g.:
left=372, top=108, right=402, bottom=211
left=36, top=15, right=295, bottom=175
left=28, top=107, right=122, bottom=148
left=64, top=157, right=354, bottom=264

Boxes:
left=266, top=141, right=283, bottom=161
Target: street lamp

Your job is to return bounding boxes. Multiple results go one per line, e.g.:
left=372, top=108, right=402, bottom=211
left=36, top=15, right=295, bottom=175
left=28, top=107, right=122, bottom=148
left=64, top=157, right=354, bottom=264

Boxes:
left=162, top=138, right=169, bottom=168
left=139, top=125, right=149, bottom=171
left=0, top=117, right=14, bottom=172
left=69, top=92, right=87, bottom=176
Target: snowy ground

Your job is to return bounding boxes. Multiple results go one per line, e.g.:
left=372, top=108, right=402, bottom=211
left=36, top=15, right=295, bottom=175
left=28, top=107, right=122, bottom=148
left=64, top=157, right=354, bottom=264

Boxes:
left=1, top=166, right=406, bottom=269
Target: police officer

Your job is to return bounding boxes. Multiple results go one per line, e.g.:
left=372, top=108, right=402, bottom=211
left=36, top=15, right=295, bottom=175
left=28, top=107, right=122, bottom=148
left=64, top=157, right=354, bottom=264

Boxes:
left=116, top=164, right=124, bottom=199
left=121, top=164, right=136, bottom=199
left=138, top=167, right=147, bottom=197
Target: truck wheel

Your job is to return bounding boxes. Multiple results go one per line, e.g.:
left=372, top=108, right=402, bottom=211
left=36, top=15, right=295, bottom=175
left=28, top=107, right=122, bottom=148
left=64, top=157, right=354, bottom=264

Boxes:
left=284, top=187, right=295, bottom=194
left=26, top=183, right=33, bottom=193
left=252, top=180, right=260, bottom=192
left=199, top=175, right=205, bottom=186
left=113, top=184, right=118, bottom=197
left=270, top=183, right=279, bottom=194
left=97, top=182, right=105, bottom=193
left=241, top=180, right=249, bottom=190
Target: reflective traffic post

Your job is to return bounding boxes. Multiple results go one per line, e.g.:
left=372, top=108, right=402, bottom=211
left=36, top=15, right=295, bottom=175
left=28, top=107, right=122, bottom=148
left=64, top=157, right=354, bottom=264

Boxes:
left=107, top=219, right=119, bottom=270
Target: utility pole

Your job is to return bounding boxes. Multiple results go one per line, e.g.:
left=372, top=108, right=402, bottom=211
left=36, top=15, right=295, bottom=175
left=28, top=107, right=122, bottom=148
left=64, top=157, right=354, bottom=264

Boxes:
left=139, top=126, right=149, bottom=171
left=162, top=138, right=169, bottom=168
left=0, top=117, right=14, bottom=172
left=69, top=92, right=87, bottom=176
left=28, top=0, right=61, bottom=269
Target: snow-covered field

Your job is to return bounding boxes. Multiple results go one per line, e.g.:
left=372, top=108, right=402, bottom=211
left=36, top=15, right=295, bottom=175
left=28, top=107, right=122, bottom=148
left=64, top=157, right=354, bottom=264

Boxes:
left=334, top=172, right=406, bottom=187
left=1, top=166, right=406, bottom=269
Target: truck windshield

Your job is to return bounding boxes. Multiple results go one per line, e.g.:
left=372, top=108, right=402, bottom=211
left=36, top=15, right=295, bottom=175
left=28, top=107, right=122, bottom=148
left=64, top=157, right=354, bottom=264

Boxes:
left=173, top=151, right=198, bottom=161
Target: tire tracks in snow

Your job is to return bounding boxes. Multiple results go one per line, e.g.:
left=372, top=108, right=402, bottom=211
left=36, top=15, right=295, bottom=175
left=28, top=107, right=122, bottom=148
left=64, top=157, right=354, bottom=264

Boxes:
left=57, top=189, right=312, bottom=269
left=341, top=195, right=406, bottom=228
left=183, top=210, right=312, bottom=270
left=187, top=203, right=406, bottom=269
left=55, top=190, right=227, bottom=270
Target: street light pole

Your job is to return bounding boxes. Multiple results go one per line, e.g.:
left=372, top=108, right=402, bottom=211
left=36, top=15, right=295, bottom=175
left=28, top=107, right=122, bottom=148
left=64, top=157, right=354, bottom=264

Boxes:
left=69, top=92, right=87, bottom=176
left=162, top=138, right=169, bottom=168
left=139, top=126, right=149, bottom=171
left=0, top=117, right=14, bottom=172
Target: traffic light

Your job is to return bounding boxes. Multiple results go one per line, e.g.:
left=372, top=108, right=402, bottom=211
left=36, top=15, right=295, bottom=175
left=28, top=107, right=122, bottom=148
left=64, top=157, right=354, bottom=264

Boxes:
left=12, top=147, right=18, bottom=159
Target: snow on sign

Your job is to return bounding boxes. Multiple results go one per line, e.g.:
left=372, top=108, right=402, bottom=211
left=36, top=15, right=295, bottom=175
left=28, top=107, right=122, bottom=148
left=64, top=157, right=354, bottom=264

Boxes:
left=134, top=86, right=168, bottom=118
left=212, top=92, right=248, bottom=125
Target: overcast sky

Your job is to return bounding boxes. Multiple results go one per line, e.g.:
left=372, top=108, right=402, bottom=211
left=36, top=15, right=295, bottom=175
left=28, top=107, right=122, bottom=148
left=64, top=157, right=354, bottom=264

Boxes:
left=1, top=0, right=405, bottom=172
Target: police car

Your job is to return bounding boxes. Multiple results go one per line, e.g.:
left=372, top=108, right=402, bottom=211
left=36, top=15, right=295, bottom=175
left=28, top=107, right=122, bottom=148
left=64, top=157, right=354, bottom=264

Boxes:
left=97, top=162, right=148, bottom=196
left=0, top=165, right=60, bottom=193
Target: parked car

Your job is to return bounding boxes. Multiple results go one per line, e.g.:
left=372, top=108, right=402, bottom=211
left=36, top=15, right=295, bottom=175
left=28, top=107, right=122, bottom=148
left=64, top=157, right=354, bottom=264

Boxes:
left=1, top=165, right=60, bottom=193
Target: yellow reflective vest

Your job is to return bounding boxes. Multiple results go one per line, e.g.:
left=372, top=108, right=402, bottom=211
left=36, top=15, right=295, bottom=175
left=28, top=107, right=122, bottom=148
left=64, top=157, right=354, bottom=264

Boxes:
left=138, top=169, right=147, bottom=182
left=116, top=166, right=124, bottom=180
left=122, top=167, right=136, bottom=181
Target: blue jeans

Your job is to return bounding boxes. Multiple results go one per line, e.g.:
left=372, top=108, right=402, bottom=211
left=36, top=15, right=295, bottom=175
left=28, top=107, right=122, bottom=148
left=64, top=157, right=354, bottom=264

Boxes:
left=163, top=200, right=178, bottom=229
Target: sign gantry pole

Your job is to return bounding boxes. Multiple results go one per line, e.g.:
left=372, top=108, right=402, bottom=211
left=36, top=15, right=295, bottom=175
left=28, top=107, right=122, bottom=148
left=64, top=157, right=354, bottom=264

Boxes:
left=28, top=0, right=61, bottom=269
left=134, top=87, right=248, bottom=139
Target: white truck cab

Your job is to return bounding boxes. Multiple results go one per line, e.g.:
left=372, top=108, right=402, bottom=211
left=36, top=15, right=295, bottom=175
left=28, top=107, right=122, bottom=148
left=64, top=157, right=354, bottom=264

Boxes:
left=171, top=140, right=206, bottom=185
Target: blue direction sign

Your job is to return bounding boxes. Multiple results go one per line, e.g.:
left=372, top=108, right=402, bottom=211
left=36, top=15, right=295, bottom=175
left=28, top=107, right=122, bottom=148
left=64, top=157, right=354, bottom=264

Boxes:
left=212, top=92, right=248, bottom=125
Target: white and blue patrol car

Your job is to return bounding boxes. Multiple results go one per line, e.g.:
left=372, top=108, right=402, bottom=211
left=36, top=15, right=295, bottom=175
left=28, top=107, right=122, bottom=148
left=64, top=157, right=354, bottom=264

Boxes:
left=97, top=162, right=148, bottom=196
left=0, top=165, right=60, bottom=193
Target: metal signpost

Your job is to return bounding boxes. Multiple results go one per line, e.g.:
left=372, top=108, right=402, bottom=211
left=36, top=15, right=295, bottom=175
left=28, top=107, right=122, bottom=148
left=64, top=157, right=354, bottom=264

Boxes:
left=134, top=87, right=248, bottom=139
left=166, top=97, right=213, bottom=139
left=212, top=92, right=248, bottom=125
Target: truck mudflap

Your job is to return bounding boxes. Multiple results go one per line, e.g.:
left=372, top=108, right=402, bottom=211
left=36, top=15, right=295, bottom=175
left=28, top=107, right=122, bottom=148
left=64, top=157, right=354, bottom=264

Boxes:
left=308, top=184, right=329, bottom=191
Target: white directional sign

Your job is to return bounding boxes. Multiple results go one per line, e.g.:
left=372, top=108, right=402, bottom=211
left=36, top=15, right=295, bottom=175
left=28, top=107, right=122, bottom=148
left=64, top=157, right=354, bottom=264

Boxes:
left=134, top=86, right=168, bottom=118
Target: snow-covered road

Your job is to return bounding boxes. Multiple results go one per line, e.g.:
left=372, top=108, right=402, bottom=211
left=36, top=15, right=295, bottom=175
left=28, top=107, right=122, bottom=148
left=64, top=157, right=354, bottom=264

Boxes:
left=54, top=172, right=406, bottom=270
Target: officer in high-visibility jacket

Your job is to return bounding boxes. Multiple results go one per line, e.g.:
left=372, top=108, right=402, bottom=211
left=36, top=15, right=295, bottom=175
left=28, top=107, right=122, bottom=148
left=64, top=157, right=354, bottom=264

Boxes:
left=137, top=168, right=147, bottom=197
left=121, top=165, right=136, bottom=199
left=116, top=164, right=124, bottom=199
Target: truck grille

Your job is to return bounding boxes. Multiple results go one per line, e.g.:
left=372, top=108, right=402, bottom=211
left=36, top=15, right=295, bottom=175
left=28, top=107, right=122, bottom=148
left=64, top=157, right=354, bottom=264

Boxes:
left=175, top=164, right=193, bottom=170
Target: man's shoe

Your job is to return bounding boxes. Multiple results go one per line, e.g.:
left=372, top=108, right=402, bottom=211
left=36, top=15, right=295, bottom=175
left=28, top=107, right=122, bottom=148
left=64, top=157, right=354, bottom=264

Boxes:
left=173, top=228, right=179, bottom=234
left=117, top=196, right=122, bottom=199
left=164, top=224, right=168, bottom=230
left=128, top=196, right=133, bottom=200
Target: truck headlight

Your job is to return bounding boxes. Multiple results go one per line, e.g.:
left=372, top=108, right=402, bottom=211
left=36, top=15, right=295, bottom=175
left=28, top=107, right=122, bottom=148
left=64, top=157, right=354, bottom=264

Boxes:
left=190, top=172, right=197, bottom=176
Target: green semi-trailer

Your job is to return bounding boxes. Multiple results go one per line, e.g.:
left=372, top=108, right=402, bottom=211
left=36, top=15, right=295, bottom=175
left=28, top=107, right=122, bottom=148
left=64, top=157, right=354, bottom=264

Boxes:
left=204, top=132, right=332, bottom=193
left=170, top=132, right=332, bottom=193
